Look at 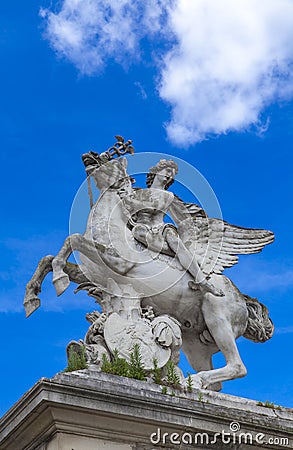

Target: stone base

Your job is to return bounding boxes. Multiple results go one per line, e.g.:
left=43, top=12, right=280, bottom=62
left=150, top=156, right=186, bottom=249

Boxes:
left=0, top=370, right=292, bottom=449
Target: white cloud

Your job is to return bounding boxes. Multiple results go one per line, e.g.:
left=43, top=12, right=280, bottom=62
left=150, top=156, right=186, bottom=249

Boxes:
left=275, top=326, right=293, bottom=334
left=41, top=0, right=293, bottom=146
left=160, top=0, right=293, bottom=145
left=41, top=0, right=170, bottom=74
left=228, top=258, right=293, bottom=294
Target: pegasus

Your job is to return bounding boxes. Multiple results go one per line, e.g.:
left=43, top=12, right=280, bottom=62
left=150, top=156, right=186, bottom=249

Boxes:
left=24, top=149, right=274, bottom=391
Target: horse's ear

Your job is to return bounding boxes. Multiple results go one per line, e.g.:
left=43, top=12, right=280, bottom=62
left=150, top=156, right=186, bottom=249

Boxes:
left=120, top=157, right=128, bottom=169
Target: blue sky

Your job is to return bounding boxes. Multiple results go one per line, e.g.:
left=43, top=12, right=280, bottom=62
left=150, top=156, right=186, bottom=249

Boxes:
left=1, top=0, right=293, bottom=416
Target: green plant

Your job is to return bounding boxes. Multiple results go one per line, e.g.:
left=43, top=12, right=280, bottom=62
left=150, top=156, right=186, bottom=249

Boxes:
left=166, top=360, right=181, bottom=388
left=101, top=353, right=113, bottom=374
left=161, top=386, right=168, bottom=395
left=64, top=346, right=88, bottom=372
left=152, top=358, right=163, bottom=384
left=257, top=400, right=281, bottom=410
left=101, top=345, right=146, bottom=380
left=101, top=349, right=129, bottom=376
left=111, top=349, right=129, bottom=376
left=186, top=373, right=193, bottom=393
left=197, top=391, right=203, bottom=402
left=128, top=344, right=147, bottom=381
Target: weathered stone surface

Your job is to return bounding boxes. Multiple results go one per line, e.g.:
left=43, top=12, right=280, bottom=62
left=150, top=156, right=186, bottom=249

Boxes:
left=0, top=371, right=292, bottom=449
left=23, top=140, right=276, bottom=392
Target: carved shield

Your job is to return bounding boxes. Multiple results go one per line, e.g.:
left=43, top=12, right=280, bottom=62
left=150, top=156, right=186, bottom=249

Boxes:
left=104, top=313, right=171, bottom=370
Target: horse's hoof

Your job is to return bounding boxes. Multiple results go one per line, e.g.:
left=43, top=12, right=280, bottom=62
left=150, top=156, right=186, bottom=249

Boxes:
left=53, top=274, right=70, bottom=296
left=188, top=280, right=199, bottom=291
left=24, top=296, right=40, bottom=317
left=199, top=281, right=224, bottom=297
left=207, top=381, right=222, bottom=392
left=212, top=287, right=224, bottom=297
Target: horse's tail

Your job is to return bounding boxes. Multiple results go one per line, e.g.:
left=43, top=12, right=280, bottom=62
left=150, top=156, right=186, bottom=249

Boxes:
left=243, top=294, right=274, bottom=343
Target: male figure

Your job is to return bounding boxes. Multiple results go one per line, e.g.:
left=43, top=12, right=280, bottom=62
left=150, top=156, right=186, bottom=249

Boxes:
left=123, top=160, right=223, bottom=297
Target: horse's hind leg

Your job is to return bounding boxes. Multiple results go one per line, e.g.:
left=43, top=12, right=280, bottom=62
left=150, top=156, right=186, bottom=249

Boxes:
left=190, top=296, right=247, bottom=389
left=182, top=334, right=222, bottom=391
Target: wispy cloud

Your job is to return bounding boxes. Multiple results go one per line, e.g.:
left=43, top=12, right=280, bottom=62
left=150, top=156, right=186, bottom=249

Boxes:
left=275, top=326, right=293, bottom=335
left=0, top=232, right=68, bottom=313
left=41, top=0, right=293, bottom=146
left=228, top=258, right=293, bottom=295
left=40, top=0, right=171, bottom=73
left=134, top=81, right=147, bottom=100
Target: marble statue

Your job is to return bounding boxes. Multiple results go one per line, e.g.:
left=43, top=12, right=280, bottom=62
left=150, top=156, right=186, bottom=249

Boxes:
left=24, top=136, right=274, bottom=391
left=68, top=279, right=182, bottom=373
left=122, top=159, right=224, bottom=297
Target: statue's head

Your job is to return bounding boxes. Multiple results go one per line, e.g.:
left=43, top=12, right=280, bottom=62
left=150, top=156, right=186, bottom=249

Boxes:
left=146, top=159, right=178, bottom=190
left=82, top=152, right=130, bottom=192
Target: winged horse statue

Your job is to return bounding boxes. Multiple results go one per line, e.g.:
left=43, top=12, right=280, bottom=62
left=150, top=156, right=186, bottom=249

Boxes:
left=24, top=137, right=274, bottom=391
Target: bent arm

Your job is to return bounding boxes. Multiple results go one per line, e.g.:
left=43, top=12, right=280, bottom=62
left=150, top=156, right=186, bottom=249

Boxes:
left=168, top=197, right=194, bottom=226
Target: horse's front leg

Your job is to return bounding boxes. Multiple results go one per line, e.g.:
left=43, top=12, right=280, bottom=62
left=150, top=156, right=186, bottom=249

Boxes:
left=24, top=255, right=54, bottom=317
left=25, top=256, right=88, bottom=317
left=52, top=233, right=108, bottom=296
left=52, top=236, right=73, bottom=296
left=52, top=234, right=82, bottom=295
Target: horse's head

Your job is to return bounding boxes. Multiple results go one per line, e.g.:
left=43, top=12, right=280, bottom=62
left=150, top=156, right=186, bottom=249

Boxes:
left=82, top=152, right=130, bottom=193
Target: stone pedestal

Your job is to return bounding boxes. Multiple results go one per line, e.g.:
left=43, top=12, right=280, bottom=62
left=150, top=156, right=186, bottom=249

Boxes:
left=0, top=371, right=292, bottom=449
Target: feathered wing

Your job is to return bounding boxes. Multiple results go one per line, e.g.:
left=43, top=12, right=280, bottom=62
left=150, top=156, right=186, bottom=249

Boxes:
left=148, top=195, right=274, bottom=276
left=169, top=195, right=206, bottom=223
left=176, top=207, right=274, bottom=276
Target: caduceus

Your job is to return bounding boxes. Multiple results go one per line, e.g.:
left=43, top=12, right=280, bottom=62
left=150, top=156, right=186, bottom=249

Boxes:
left=82, top=135, right=134, bottom=207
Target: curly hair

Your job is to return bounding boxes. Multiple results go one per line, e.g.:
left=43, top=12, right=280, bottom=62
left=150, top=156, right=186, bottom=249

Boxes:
left=146, top=159, right=178, bottom=190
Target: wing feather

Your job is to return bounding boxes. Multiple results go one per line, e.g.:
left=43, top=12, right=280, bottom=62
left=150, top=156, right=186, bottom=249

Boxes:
left=180, top=216, right=274, bottom=276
